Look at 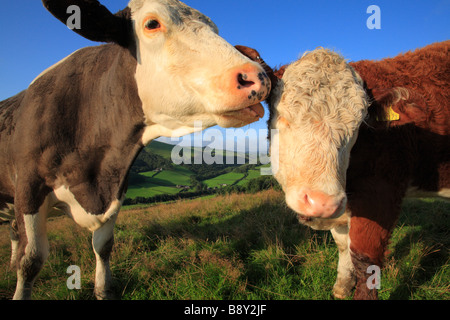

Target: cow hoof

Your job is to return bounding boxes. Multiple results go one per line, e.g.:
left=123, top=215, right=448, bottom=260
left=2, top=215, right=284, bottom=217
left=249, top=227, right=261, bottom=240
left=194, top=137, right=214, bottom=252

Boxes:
left=94, top=289, right=117, bottom=300
left=333, top=287, right=352, bottom=299
left=333, top=279, right=355, bottom=299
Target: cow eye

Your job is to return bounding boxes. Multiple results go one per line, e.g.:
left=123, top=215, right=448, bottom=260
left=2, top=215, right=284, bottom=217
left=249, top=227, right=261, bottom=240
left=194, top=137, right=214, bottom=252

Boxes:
left=145, top=19, right=161, bottom=30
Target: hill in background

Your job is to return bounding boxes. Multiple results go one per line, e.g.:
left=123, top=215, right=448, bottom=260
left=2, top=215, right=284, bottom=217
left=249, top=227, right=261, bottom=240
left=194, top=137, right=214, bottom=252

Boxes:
left=124, top=140, right=276, bottom=205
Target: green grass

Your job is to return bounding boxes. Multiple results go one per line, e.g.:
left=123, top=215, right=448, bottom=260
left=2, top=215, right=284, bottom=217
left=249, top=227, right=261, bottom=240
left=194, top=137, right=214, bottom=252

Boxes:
left=156, top=166, right=193, bottom=186
left=236, top=169, right=263, bottom=186
left=203, top=172, right=246, bottom=188
left=147, top=140, right=177, bottom=159
left=125, top=165, right=194, bottom=199
left=379, top=198, right=450, bottom=299
left=0, top=190, right=448, bottom=300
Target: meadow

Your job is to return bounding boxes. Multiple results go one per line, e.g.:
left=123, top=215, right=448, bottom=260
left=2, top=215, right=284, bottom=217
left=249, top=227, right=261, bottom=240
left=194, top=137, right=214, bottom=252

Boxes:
left=125, top=140, right=265, bottom=200
left=0, top=189, right=448, bottom=300
left=126, top=165, right=194, bottom=199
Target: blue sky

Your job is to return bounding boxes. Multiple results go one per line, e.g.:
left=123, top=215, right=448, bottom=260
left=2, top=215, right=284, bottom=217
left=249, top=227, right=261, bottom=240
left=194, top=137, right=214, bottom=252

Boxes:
left=0, top=0, right=448, bottom=147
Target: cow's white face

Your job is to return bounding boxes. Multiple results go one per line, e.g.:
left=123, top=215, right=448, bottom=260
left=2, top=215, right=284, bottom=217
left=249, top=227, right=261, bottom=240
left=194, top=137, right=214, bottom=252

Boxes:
left=130, top=0, right=270, bottom=142
left=269, top=49, right=368, bottom=219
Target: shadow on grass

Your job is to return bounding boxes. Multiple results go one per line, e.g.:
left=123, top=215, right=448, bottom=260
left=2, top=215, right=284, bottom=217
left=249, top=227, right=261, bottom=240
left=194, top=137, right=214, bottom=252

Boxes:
left=140, top=197, right=316, bottom=259
left=388, top=198, right=449, bottom=299
left=113, top=197, right=336, bottom=299
left=122, top=196, right=449, bottom=300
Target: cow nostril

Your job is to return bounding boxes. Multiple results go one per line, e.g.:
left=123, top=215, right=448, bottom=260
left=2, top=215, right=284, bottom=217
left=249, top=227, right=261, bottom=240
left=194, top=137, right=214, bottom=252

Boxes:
left=304, top=194, right=314, bottom=207
left=237, top=73, right=255, bottom=88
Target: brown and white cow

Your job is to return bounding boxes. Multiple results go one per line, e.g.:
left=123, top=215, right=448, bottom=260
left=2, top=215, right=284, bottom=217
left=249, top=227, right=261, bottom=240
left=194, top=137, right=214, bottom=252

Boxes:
left=0, top=0, right=270, bottom=299
left=254, top=41, right=449, bottom=299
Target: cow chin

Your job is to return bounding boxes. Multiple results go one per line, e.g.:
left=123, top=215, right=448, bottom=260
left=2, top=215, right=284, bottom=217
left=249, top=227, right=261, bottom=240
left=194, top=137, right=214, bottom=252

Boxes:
left=213, top=103, right=265, bottom=128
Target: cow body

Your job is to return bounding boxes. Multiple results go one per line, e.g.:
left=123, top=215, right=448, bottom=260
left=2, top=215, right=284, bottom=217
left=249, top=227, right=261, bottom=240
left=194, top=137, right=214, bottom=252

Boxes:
left=1, top=44, right=143, bottom=222
left=0, top=0, right=270, bottom=300
left=264, top=41, right=449, bottom=299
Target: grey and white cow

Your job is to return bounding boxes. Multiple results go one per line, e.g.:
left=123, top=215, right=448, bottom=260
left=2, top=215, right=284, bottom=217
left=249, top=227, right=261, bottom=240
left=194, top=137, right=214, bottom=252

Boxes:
left=0, top=0, right=270, bottom=299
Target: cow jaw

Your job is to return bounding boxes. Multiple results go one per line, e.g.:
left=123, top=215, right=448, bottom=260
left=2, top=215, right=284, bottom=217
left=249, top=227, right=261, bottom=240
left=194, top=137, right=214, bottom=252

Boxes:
left=213, top=103, right=265, bottom=128
left=140, top=102, right=265, bottom=145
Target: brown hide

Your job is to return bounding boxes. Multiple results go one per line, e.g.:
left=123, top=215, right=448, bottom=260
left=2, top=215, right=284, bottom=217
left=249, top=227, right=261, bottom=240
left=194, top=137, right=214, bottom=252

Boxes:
left=255, top=41, right=449, bottom=299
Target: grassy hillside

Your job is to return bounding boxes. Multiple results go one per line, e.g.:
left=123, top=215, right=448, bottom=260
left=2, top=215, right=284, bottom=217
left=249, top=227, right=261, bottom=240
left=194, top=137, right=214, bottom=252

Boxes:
left=0, top=190, right=448, bottom=300
left=146, top=140, right=178, bottom=159
left=125, top=140, right=269, bottom=202
left=126, top=165, right=194, bottom=199
left=203, top=172, right=246, bottom=188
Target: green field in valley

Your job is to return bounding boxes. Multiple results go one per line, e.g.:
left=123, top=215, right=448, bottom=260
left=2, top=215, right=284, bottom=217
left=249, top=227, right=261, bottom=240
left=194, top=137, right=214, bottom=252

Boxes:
left=126, top=164, right=194, bottom=199
left=203, top=172, right=246, bottom=188
left=125, top=140, right=269, bottom=201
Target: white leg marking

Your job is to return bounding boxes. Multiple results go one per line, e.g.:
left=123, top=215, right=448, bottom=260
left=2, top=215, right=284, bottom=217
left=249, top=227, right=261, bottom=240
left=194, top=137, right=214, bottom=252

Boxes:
left=10, top=220, right=19, bottom=268
left=13, top=199, right=50, bottom=300
left=92, top=215, right=117, bottom=300
left=331, top=224, right=355, bottom=299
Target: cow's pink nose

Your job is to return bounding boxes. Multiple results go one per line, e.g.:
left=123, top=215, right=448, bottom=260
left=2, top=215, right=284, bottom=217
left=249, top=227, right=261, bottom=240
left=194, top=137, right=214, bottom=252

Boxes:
left=230, top=63, right=270, bottom=104
left=297, top=189, right=344, bottom=219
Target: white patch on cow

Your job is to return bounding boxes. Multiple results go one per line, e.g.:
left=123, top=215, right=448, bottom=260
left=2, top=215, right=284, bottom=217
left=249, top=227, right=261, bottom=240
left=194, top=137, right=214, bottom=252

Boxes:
left=130, top=0, right=261, bottom=139
left=269, top=128, right=280, bottom=177
left=141, top=122, right=205, bottom=146
left=23, top=211, right=49, bottom=260
left=52, top=186, right=122, bottom=232
left=29, top=49, right=83, bottom=86
left=269, top=49, right=368, bottom=218
left=439, top=188, right=450, bottom=198
left=331, top=223, right=355, bottom=299
left=13, top=199, right=50, bottom=300
left=92, top=215, right=116, bottom=299
left=406, top=186, right=450, bottom=201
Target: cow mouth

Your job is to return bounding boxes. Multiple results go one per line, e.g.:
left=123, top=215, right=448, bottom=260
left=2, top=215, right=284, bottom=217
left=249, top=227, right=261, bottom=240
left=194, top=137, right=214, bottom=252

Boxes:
left=220, top=103, right=265, bottom=122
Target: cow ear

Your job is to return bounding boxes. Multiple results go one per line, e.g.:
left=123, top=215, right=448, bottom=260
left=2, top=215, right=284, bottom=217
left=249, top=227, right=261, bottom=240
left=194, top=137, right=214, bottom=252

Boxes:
left=235, top=45, right=278, bottom=92
left=42, top=0, right=131, bottom=47
left=274, top=65, right=287, bottom=80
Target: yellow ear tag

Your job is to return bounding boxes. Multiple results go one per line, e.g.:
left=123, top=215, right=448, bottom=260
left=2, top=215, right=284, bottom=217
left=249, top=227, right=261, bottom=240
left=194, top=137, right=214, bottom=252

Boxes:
left=387, top=106, right=400, bottom=121
left=376, top=105, right=400, bottom=121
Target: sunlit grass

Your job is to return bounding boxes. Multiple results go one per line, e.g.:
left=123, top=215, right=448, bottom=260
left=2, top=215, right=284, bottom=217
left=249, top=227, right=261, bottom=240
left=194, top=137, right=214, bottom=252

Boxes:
left=0, top=190, right=448, bottom=300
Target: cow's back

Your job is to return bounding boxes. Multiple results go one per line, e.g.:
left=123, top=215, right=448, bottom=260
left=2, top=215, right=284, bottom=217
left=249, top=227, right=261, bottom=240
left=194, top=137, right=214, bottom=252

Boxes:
left=350, top=41, right=450, bottom=135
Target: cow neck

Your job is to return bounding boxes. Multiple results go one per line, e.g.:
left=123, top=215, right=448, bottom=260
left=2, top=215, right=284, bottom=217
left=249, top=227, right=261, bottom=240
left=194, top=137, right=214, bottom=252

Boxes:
left=22, top=44, right=146, bottom=215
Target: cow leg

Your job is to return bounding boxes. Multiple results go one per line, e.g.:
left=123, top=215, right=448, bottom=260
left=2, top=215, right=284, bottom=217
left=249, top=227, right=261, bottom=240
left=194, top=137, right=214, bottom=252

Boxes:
left=92, top=215, right=117, bottom=300
left=12, top=199, right=50, bottom=300
left=348, top=182, right=403, bottom=300
left=331, top=224, right=355, bottom=299
left=10, top=220, right=19, bottom=268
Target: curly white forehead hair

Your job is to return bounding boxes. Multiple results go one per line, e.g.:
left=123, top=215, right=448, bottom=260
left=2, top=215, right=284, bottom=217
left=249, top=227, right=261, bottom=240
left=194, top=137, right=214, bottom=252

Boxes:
left=271, top=48, right=369, bottom=144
